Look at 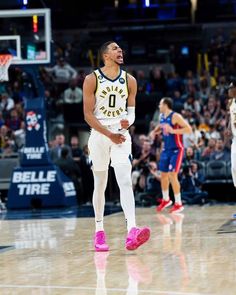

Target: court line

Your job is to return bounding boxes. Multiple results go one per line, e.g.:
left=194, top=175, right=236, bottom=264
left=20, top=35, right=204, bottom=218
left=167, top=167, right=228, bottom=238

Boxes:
left=0, top=284, right=214, bottom=295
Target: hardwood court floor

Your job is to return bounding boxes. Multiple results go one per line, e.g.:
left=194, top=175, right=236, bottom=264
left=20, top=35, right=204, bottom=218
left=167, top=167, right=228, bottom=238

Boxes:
left=0, top=204, right=236, bottom=295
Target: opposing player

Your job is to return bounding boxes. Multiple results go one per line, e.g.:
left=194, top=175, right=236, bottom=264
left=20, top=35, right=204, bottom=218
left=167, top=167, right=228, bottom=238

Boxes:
left=227, top=81, right=236, bottom=190
left=83, top=41, right=150, bottom=251
left=153, top=97, right=192, bottom=213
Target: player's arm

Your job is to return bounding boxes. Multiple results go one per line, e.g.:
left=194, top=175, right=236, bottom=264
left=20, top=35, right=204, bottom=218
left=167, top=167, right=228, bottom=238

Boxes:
left=83, top=74, right=125, bottom=144
left=166, top=113, right=192, bottom=134
left=120, top=74, right=137, bottom=129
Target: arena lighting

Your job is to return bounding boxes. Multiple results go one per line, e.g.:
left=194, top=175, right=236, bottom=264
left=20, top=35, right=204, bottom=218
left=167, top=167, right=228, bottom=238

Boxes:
left=145, top=0, right=150, bottom=7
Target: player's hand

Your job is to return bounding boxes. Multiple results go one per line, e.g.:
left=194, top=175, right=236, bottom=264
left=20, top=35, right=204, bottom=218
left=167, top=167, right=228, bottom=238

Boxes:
left=164, top=124, right=174, bottom=134
left=120, top=119, right=130, bottom=130
left=154, top=124, right=162, bottom=134
left=109, top=133, right=126, bottom=144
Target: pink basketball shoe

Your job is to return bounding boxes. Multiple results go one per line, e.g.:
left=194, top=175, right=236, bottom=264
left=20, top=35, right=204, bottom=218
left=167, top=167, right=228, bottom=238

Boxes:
left=94, top=231, right=109, bottom=252
left=125, top=227, right=151, bottom=251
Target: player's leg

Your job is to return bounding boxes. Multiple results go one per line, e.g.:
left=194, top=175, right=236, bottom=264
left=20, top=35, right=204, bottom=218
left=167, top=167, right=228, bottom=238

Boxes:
left=157, top=151, right=172, bottom=212
left=231, top=141, right=236, bottom=188
left=168, top=148, right=184, bottom=213
left=88, top=130, right=110, bottom=251
left=111, top=132, right=150, bottom=250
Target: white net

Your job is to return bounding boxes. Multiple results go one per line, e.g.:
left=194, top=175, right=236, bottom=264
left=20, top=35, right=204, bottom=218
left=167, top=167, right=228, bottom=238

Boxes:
left=0, top=54, right=13, bottom=82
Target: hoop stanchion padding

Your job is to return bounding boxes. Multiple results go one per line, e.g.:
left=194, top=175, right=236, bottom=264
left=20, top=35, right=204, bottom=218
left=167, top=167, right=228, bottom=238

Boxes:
left=7, top=96, right=77, bottom=209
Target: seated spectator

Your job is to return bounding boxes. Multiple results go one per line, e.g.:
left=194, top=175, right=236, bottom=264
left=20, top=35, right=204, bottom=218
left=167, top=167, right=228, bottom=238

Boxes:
left=0, top=92, right=15, bottom=119
left=208, top=123, right=221, bottom=140
left=183, top=95, right=201, bottom=116
left=63, top=79, right=83, bottom=104
left=132, top=140, right=156, bottom=171
left=70, top=135, right=83, bottom=163
left=136, top=70, right=150, bottom=93
left=5, top=109, right=22, bottom=131
left=45, top=57, right=77, bottom=96
left=210, top=138, right=230, bottom=161
left=180, top=162, right=208, bottom=205
left=135, top=161, right=162, bottom=206
left=183, top=146, right=200, bottom=167
left=183, top=119, right=203, bottom=150
left=201, top=138, right=216, bottom=161
left=49, top=133, right=72, bottom=163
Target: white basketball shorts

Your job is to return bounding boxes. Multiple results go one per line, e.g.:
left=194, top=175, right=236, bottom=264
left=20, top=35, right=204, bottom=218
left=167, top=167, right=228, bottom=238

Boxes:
left=88, top=125, right=132, bottom=171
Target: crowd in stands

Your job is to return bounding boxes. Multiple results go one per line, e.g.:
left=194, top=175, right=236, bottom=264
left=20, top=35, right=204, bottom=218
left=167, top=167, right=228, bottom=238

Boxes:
left=0, top=27, right=236, bottom=205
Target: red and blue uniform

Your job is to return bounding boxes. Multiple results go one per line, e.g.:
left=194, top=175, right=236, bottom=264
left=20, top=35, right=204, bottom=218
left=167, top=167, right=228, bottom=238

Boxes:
left=159, top=111, right=184, bottom=173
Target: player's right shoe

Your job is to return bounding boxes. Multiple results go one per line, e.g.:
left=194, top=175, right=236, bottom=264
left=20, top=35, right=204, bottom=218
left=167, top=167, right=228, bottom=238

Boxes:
left=94, top=231, right=109, bottom=252
left=125, top=227, right=151, bottom=250
left=169, top=203, right=184, bottom=214
left=156, top=199, right=172, bottom=212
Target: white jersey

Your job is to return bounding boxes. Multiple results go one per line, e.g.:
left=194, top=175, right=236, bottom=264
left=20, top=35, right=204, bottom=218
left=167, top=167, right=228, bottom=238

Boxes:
left=93, top=68, right=129, bottom=125
left=230, top=98, right=236, bottom=138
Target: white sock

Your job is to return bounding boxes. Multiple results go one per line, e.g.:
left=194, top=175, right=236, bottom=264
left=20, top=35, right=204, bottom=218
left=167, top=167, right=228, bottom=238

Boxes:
left=92, top=170, right=108, bottom=232
left=174, top=193, right=182, bottom=204
left=114, top=164, right=136, bottom=231
left=162, top=190, right=169, bottom=201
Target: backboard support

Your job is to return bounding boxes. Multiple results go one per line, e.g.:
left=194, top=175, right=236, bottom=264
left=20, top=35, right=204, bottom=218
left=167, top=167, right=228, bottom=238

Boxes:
left=0, top=8, right=51, bottom=65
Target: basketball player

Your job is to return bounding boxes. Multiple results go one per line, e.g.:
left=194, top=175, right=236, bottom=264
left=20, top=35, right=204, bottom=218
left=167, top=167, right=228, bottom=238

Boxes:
left=227, top=81, right=236, bottom=190
left=153, top=97, right=192, bottom=213
left=83, top=41, right=150, bottom=252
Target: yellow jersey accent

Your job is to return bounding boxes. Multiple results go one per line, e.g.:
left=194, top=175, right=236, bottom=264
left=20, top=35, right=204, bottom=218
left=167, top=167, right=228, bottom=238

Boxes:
left=93, top=68, right=129, bottom=125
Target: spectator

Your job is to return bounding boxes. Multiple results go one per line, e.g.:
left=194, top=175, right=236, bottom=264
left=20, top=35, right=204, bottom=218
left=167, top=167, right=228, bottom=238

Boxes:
left=183, top=146, right=200, bottom=167
left=49, top=133, right=72, bottom=163
left=135, top=161, right=162, bottom=207
left=201, top=138, right=216, bottom=161
left=70, top=135, right=83, bottom=163
left=63, top=79, right=83, bottom=104
left=180, top=162, right=208, bottom=205
left=5, top=109, right=22, bottom=131
left=45, top=57, right=77, bottom=96
left=0, top=92, right=15, bottom=119
left=183, top=119, right=203, bottom=149
left=210, top=138, right=230, bottom=161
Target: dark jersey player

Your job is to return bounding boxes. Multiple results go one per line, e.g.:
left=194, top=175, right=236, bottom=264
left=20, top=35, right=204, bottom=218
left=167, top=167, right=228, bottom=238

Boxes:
left=153, top=97, right=192, bottom=213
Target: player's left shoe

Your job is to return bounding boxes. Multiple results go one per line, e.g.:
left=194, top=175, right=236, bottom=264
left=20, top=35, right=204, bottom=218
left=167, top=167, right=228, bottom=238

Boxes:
left=125, top=227, right=151, bottom=250
left=169, top=203, right=184, bottom=214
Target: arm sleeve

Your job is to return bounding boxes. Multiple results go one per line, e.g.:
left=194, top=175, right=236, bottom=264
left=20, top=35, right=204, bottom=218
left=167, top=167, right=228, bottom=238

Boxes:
left=126, top=106, right=135, bottom=126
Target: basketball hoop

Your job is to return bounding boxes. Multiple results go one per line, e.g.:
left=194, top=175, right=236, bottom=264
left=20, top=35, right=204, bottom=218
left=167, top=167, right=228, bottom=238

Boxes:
left=0, top=54, right=13, bottom=82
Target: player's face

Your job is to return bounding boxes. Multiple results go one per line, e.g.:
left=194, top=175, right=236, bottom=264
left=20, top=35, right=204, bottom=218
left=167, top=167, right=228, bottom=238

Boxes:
left=228, top=88, right=236, bottom=99
left=159, top=99, right=165, bottom=113
left=106, top=43, right=124, bottom=65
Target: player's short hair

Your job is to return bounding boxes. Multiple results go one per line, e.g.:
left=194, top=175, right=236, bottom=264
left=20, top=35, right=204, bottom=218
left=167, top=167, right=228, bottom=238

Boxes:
left=99, top=41, right=115, bottom=62
left=162, top=97, right=173, bottom=109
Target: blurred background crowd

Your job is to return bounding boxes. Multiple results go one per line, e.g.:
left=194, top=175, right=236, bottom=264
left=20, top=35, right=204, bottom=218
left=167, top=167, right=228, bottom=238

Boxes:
left=1, top=0, right=236, bottom=206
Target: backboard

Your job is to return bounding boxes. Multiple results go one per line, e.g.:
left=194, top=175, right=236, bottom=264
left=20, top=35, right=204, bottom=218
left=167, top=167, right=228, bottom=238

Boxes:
left=0, top=9, right=51, bottom=65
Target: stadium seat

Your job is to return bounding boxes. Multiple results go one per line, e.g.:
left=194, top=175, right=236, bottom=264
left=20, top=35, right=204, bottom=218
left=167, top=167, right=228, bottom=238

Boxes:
left=205, top=160, right=227, bottom=184
left=0, top=158, right=19, bottom=190
left=194, top=161, right=206, bottom=178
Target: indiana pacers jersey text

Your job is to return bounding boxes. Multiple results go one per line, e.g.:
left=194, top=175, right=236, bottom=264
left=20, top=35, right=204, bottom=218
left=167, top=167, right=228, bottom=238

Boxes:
left=93, top=68, right=129, bottom=126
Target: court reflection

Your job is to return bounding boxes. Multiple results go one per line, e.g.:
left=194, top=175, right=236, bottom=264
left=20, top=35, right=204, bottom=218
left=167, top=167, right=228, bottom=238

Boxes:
left=93, top=251, right=153, bottom=295
left=157, top=213, right=190, bottom=290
